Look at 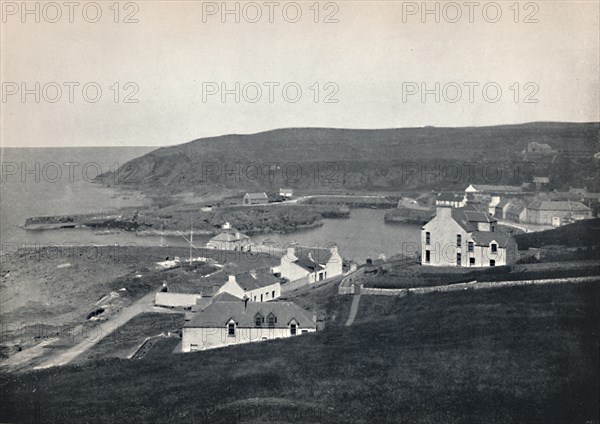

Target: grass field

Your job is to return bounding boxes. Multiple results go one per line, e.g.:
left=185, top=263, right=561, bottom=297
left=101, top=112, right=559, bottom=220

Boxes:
left=1, top=281, right=598, bottom=423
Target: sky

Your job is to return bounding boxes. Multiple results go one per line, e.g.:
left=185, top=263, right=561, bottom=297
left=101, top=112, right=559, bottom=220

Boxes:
left=1, top=0, right=599, bottom=147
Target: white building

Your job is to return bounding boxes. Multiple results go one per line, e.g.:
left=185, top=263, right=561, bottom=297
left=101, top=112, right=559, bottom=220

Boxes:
left=154, top=268, right=282, bottom=308
left=421, top=203, right=518, bottom=268
left=435, top=193, right=467, bottom=208
left=279, top=188, right=294, bottom=198
left=206, top=222, right=252, bottom=251
left=272, top=245, right=343, bottom=284
left=182, top=297, right=316, bottom=352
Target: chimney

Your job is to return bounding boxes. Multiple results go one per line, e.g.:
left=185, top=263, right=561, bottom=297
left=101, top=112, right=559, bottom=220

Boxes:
left=228, top=275, right=236, bottom=284
left=235, top=232, right=241, bottom=239
left=249, top=269, right=257, bottom=279
left=285, top=246, right=297, bottom=262
left=329, top=244, right=338, bottom=255
left=435, top=204, right=453, bottom=218
left=222, top=221, right=231, bottom=230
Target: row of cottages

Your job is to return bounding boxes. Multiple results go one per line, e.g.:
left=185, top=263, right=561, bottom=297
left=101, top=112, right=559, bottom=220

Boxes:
left=435, top=193, right=467, bottom=208
left=271, top=245, right=343, bottom=284
left=526, top=200, right=593, bottom=226
left=243, top=192, right=268, bottom=206
left=154, top=268, right=281, bottom=308
left=422, top=202, right=517, bottom=268
left=182, top=294, right=316, bottom=352
left=206, top=222, right=252, bottom=251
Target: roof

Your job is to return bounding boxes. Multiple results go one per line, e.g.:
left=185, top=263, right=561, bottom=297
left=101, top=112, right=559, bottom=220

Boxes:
left=244, top=192, right=268, bottom=200
left=468, top=184, right=522, bottom=193
left=495, top=199, right=511, bottom=208
left=295, top=258, right=326, bottom=273
left=294, top=246, right=333, bottom=265
left=527, top=200, right=591, bottom=212
left=166, top=278, right=218, bottom=295
left=185, top=300, right=316, bottom=329
left=212, top=292, right=243, bottom=303
left=506, top=202, right=526, bottom=215
left=234, top=269, right=281, bottom=291
left=470, top=228, right=513, bottom=248
left=437, top=193, right=465, bottom=202
left=451, top=204, right=497, bottom=232
left=209, top=231, right=250, bottom=242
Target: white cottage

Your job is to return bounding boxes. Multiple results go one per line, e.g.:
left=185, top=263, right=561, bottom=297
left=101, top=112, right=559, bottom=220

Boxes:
left=272, top=245, right=343, bottom=284
left=182, top=298, right=316, bottom=352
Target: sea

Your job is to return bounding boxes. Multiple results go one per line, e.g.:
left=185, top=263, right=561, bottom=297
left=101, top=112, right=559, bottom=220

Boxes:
left=0, top=147, right=420, bottom=263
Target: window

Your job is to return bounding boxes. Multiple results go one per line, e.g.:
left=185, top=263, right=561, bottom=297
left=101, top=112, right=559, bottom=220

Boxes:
left=268, top=314, right=276, bottom=326
left=272, top=290, right=275, bottom=298
left=456, top=253, right=461, bottom=266
left=260, top=294, right=263, bottom=302
left=301, top=330, right=309, bottom=334
left=489, top=259, right=496, bottom=267
left=456, top=234, right=462, bottom=246
left=468, top=241, right=473, bottom=252
left=425, top=232, right=431, bottom=245
left=469, top=257, right=475, bottom=266
left=290, top=324, right=297, bottom=335
left=255, top=314, right=263, bottom=326
left=190, top=344, right=198, bottom=352
left=491, top=243, right=497, bottom=253
left=425, top=250, right=431, bottom=263
left=228, top=323, right=235, bottom=336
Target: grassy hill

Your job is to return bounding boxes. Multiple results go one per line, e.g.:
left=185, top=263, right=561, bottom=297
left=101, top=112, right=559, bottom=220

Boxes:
left=95, top=122, right=600, bottom=198
left=515, top=218, right=600, bottom=249
left=2, top=281, right=598, bottom=423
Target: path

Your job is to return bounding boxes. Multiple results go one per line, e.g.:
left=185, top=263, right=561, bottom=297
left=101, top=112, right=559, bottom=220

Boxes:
left=34, top=291, right=162, bottom=369
left=345, top=293, right=362, bottom=326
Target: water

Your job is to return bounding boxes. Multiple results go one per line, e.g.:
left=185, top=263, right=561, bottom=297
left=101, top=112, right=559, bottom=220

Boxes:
left=1, top=148, right=421, bottom=262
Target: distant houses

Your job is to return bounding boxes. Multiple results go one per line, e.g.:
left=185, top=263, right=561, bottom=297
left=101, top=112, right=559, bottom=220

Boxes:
left=272, top=244, right=343, bottom=284
left=465, top=184, right=522, bottom=195
left=526, top=201, right=592, bottom=226
left=243, top=192, right=268, bottom=206
left=421, top=202, right=517, bottom=268
left=435, top=193, right=467, bottom=208
left=182, top=296, right=316, bottom=352
left=206, top=222, right=252, bottom=252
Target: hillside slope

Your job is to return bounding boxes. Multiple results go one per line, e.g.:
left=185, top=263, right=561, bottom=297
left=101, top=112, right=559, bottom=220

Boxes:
left=96, top=122, right=600, bottom=197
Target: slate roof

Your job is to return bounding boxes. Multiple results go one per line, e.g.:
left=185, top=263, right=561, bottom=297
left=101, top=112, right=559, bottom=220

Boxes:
left=506, top=202, right=526, bottom=216
left=527, top=200, right=591, bottom=212
left=212, top=292, right=243, bottom=302
left=469, top=184, right=522, bottom=193
left=437, top=193, right=465, bottom=202
left=244, top=192, right=268, bottom=200
left=209, top=231, right=250, bottom=242
left=234, top=269, right=280, bottom=291
left=167, top=268, right=279, bottom=294
left=185, top=300, right=316, bottom=329
left=495, top=199, right=511, bottom=209
left=294, top=246, right=333, bottom=265
left=470, top=228, right=513, bottom=248
left=451, top=204, right=497, bottom=232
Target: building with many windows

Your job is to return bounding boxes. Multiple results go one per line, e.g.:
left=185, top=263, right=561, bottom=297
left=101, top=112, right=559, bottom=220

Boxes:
left=421, top=202, right=518, bottom=268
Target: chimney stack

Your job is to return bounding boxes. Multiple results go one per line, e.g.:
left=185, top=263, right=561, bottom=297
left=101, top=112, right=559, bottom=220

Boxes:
left=228, top=275, right=236, bottom=284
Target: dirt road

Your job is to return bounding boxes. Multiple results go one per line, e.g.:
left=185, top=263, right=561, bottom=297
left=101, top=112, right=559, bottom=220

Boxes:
left=34, top=291, right=163, bottom=370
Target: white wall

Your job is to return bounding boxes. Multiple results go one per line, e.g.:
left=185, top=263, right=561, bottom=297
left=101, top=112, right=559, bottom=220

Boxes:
left=182, top=325, right=316, bottom=352
left=155, top=292, right=202, bottom=308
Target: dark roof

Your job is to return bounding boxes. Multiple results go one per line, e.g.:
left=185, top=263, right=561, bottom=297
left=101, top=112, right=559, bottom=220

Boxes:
left=294, top=246, right=333, bottom=265
left=451, top=204, right=497, bottom=232
left=295, top=258, right=326, bottom=273
left=506, top=202, right=526, bottom=215
left=185, top=300, right=316, bottom=329
left=470, top=228, right=513, bottom=248
left=234, top=269, right=280, bottom=291
left=244, top=192, right=268, bottom=200
left=212, top=292, right=242, bottom=302
left=209, top=231, right=250, bottom=242
left=469, top=184, right=522, bottom=193
left=437, top=193, right=465, bottom=202
left=495, top=199, right=511, bottom=208
left=527, top=200, right=591, bottom=212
